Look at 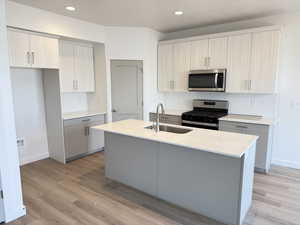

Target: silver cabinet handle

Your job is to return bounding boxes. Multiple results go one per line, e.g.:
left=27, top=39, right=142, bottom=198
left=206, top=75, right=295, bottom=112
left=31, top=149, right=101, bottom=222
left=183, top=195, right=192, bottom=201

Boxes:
left=249, top=80, right=252, bottom=90
left=207, top=57, right=211, bottom=68
left=31, top=52, right=35, bottom=65
left=112, top=109, right=117, bottom=112
left=73, top=80, right=79, bottom=90
left=27, top=52, right=31, bottom=65
left=82, top=118, right=91, bottom=122
left=236, top=125, right=248, bottom=129
left=84, top=127, right=90, bottom=136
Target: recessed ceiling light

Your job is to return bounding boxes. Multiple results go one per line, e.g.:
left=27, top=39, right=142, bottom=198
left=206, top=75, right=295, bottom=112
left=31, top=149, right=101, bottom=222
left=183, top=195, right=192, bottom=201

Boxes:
left=65, top=6, right=76, bottom=11
left=174, top=11, right=183, bottom=16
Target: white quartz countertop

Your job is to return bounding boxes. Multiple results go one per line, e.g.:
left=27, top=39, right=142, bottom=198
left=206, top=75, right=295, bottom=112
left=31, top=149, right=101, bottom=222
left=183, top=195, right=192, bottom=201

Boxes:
left=219, top=114, right=275, bottom=125
left=63, top=111, right=106, bottom=120
left=92, top=119, right=258, bottom=158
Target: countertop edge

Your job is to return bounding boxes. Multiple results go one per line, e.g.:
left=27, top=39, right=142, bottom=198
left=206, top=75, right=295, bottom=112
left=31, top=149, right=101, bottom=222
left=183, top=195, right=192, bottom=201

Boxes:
left=63, top=111, right=106, bottom=120
left=92, top=125, right=258, bottom=159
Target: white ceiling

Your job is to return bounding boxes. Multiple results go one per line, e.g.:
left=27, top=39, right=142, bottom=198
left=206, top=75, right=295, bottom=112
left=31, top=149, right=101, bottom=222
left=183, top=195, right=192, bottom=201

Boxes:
left=9, top=0, right=300, bottom=32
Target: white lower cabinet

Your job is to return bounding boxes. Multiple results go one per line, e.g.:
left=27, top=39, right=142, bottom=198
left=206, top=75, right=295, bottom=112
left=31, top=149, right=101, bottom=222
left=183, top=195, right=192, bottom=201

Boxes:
left=219, top=120, right=273, bottom=173
left=63, top=115, right=105, bottom=161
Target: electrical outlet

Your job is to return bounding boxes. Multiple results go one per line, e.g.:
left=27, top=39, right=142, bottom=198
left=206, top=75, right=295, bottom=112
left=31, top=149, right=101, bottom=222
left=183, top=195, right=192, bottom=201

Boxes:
left=17, top=138, right=25, bottom=148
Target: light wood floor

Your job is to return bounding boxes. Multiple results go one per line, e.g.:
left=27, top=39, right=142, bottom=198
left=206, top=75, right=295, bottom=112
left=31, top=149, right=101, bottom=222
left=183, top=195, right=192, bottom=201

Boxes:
left=6, top=152, right=300, bottom=225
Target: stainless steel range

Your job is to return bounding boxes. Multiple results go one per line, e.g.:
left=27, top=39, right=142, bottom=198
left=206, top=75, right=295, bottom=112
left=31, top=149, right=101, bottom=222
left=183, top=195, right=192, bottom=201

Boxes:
left=181, top=100, right=229, bottom=130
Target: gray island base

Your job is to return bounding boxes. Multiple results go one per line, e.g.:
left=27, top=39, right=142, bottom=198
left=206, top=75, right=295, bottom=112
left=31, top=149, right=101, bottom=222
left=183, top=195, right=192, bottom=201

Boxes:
left=104, top=132, right=256, bottom=225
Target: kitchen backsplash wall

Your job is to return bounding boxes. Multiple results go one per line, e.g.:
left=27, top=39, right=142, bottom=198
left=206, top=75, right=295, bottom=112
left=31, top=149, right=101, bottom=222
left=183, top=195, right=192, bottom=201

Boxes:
left=161, top=92, right=277, bottom=119
left=61, top=93, right=88, bottom=113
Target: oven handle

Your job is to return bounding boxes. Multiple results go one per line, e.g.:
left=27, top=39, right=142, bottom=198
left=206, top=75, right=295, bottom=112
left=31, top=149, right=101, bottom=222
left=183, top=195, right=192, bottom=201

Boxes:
left=182, top=120, right=218, bottom=127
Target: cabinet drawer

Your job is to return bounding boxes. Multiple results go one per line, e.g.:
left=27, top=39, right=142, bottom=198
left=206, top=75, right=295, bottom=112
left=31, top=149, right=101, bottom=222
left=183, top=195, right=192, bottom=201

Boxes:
left=64, top=114, right=105, bottom=126
left=219, top=121, right=269, bottom=134
left=149, top=113, right=181, bottom=125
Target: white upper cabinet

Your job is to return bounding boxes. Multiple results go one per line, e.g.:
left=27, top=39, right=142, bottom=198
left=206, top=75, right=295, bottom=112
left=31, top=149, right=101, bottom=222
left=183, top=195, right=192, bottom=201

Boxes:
left=249, top=30, right=280, bottom=93
left=157, top=26, right=280, bottom=94
left=74, top=45, right=95, bottom=92
left=30, top=35, right=59, bottom=69
left=8, top=30, right=30, bottom=68
left=59, top=40, right=95, bottom=93
left=190, top=39, right=209, bottom=70
left=208, top=37, right=228, bottom=69
left=59, top=41, right=75, bottom=92
left=8, top=29, right=59, bottom=69
left=158, top=44, right=173, bottom=91
left=227, top=34, right=252, bottom=93
left=173, top=42, right=191, bottom=91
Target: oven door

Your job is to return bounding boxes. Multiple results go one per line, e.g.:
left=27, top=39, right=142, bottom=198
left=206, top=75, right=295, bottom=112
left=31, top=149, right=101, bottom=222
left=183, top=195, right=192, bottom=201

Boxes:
left=182, top=120, right=219, bottom=130
left=188, top=69, right=226, bottom=92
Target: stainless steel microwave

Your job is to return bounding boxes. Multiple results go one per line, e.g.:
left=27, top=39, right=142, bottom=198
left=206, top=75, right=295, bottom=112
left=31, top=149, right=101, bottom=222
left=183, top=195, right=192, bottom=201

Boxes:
left=188, top=69, right=226, bottom=92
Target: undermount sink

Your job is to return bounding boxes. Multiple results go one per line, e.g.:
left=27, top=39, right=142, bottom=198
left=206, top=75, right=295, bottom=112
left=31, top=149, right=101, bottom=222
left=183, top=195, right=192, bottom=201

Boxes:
left=145, top=125, right=192, bottom=134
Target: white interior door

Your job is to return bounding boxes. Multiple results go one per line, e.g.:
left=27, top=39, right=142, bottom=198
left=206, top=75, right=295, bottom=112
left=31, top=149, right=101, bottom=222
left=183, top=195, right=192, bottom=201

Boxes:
left=111, top=60, right=143, bottom=122
left=0, top=175, right=4, bottom=223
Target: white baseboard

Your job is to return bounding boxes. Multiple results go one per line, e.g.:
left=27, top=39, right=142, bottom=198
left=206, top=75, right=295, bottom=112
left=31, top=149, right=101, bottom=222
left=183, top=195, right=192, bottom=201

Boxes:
left=272, top=159, right=300, bottom=170
left=20, top=152, right=49, bottom=166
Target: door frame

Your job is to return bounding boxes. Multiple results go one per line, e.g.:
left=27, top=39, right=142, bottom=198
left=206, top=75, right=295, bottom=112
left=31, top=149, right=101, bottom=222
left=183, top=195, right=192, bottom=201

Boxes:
left=110, top=59, right=143, bottom=121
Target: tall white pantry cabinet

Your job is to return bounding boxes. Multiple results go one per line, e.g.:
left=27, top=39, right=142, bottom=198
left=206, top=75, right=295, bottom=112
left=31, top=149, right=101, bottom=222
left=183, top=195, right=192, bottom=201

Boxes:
left=158, top=26, right=281, bottom=94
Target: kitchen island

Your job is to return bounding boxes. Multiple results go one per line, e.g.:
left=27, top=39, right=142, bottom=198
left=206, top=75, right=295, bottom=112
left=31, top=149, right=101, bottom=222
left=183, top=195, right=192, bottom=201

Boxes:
left=93, top=119, right=258, bottom=225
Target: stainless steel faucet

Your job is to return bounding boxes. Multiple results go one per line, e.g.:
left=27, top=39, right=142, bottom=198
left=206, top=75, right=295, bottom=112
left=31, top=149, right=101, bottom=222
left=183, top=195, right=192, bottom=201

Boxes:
left=155, top=103, right=165, bottom=132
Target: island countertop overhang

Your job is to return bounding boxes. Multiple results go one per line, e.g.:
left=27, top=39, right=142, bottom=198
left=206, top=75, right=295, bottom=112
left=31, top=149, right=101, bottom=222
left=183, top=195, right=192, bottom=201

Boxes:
left=92, top=119, right=258, bottom=158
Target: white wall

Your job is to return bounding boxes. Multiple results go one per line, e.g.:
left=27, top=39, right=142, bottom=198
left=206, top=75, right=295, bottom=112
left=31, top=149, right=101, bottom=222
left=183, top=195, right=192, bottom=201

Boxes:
left=0, top=0, right=25, bottom=222
left=6, top=1, right=105, bottom=43
left=61, top=93, right=88, bottom=113
left=105, top=27, right=164, bottom=121
left=163, top=13, right=300, bottom=169
left=10, top=68, right=49, bottom=165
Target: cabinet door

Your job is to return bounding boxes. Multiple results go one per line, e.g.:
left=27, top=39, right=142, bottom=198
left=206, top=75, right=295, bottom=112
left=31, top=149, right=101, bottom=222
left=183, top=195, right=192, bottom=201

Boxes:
left=88, top=119, right=105, bottom=153
left=64, top=123, right=89, bottom=159
left=0, top=176, right=4, bottom=223
left=227, top=34, right=252, bottom=93
left=59, top=41, right=75, bottom=92
left=208, top=37, right=228, bottom=68
left=30, top=35, right=59, bottom=69
left=249, top=30, right=280, bottom=93
left=190, top=39, right=209, bottom=70
left=7, top=30, right=31, bottom=67
left=74, top=45, right=95, bottom=92
left=173, top=42, right=191, bottom=91
left=158, top=44, right=173, bottom=91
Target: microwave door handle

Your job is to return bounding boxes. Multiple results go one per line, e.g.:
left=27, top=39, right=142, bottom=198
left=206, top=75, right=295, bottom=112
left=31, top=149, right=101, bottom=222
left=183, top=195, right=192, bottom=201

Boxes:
left=215, top=73, right=218, bottom=88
